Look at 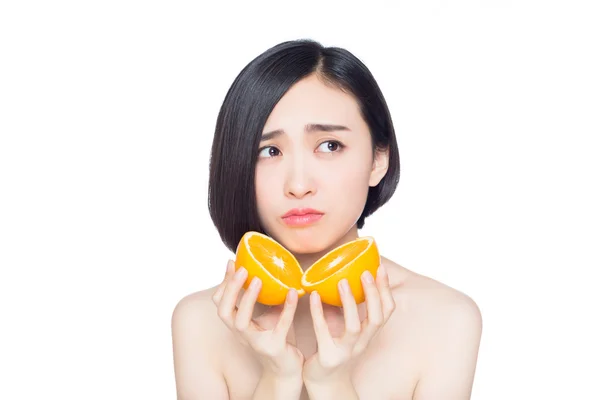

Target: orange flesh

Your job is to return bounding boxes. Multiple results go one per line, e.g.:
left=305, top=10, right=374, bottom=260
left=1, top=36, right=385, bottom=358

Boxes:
left=304, top=239, right=369, bottom=283
left=248, top=234, right=303, bottom=289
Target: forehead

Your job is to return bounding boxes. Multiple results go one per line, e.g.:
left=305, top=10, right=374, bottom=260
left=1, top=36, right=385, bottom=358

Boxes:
left=263, top=74, right=367, bottom=133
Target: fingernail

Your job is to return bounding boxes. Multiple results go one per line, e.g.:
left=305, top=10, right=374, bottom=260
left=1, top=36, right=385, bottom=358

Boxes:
left=236, top=267, right=247, bottom=279
left=311, top=291, right=320, bottom=304
left=362, top=271, right=374, bottom=284
left=377, top=265, right=387, bottom=279
left=338, top=279, right=349, bottom=293
left=250, top=277, right=261, bottom=290
left=286, top=289, right=297, bottom=304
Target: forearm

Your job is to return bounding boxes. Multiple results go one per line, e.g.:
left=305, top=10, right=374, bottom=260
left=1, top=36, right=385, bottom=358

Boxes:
left=252, top=372, right=303, bottom=400
left=304, top=376, right=359, bottom=400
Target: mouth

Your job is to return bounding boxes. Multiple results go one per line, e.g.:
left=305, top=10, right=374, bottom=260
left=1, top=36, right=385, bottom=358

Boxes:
left=281, top=208, right=324, bottom=227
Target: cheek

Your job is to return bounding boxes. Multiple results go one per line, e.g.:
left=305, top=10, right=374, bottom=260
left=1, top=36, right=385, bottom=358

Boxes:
left=255, top=165, right=281, bottom=209
left=323, top=160, right=371, bottom=198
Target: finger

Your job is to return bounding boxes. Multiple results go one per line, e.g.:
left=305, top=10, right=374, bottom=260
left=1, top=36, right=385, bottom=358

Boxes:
left=362, top=271, right=384, bottom=327
left=338, top=278, right=361, bottom=346
left=234, top=276, right=262, bottom=334
left=376, top=264, right=396, bottom=318
left=212, top=260, right=236, bottom=305
left=216, top=266, right=248, bottom=329
left=310, top=291, right=334, bottom=348
left=355, top=270, right=384, bottom=352
left=273, top=288, right=299, bottom=338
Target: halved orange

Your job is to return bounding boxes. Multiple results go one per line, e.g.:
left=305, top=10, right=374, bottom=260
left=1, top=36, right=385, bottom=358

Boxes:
left=301, top=236, right=380, bottom=307
left=234, top=231, right=380, bottom=307
left=234, top=231, right=306, bottom=306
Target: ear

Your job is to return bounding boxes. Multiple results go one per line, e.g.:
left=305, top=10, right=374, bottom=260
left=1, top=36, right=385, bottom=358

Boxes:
left=369, top=147, right=389, bottom=187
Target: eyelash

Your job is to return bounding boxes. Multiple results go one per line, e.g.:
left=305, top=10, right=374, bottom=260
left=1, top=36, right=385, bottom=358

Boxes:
left=258, top=140, right=346, bottom=158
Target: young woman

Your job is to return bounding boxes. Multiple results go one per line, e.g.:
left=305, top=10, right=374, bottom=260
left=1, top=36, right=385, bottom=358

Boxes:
left=171, top=39, right=482, bottom=400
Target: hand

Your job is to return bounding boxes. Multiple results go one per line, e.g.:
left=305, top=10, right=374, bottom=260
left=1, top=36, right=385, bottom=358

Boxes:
left=212, top=260, right=304, bottom=378
left=303, top=264, right=396, bottom=383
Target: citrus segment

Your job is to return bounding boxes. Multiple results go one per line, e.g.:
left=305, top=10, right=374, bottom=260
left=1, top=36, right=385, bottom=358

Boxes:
left=234, top=231, right=305, bottom=305
left=301, top=237, right=380, bottom=306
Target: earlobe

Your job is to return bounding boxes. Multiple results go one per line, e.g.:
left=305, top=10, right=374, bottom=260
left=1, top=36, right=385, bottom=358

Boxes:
left=369, top=148, right=389, bottom=187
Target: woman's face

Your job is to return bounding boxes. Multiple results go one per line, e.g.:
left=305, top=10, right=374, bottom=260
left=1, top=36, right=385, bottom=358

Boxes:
left=255, top=74, right=388, bottom=256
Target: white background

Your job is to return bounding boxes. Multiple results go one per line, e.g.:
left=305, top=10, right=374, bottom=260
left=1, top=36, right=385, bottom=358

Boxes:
left=1, top=0, right=599, bottom=398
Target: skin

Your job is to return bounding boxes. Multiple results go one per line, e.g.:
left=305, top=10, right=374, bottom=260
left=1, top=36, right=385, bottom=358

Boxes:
left=172, top=74, right=483, bottom=399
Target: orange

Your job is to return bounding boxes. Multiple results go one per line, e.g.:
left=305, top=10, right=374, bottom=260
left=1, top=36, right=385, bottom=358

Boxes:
left=234, top=231, right=380, bottom=307
left=234, top=231, right=306, bottom=306
left=301, top=236, right=380, bottom=307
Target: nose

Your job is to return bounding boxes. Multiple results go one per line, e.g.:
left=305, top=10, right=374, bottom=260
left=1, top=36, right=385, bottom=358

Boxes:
left=283, top=156, right=316, bottom=199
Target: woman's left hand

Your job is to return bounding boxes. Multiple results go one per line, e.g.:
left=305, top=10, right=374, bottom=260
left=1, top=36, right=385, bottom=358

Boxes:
left=302, top=264, right=397, bottom=384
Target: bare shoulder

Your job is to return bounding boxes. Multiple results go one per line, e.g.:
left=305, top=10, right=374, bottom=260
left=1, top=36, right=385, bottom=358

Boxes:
left=171, top=285, right=228, bottom=352
left=171, top=286, right=223, bottom=335
left=382, top=257, right=483, bottom=398
left=398, top=264, right=482, bottom=347
left=171, top=286, right=230, bottom=399
left=385, top=257, right=481, bottom=316
left=172, top=286, right=219, bottom=319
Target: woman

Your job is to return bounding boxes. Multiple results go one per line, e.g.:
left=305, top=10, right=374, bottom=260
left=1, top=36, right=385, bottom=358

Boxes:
left=172, top=39, right=482, bottom=399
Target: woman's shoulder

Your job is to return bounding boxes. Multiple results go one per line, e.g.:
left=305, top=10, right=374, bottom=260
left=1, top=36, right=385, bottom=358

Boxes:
left=173, top=285, right=218, bottom=308
left=382, top=256, right=480, bottom=313
left=171, top=287, right=234, bottom=397
left=382, top=256, right=482, bottom=352
left=381, top=257, right=483, bottom=396
left=171, top=285, right=224, bottom=334
left=382, top=256, right=482, bottom=356
left=171, top=285, right=231, bottom=358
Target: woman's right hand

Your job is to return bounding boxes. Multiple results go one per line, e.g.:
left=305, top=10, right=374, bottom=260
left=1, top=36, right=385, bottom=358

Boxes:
left=212, top=260, right=304, bottom=378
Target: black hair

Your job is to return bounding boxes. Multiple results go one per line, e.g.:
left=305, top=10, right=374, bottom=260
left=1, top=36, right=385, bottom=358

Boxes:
left=208, top=38, right=400, bottom=253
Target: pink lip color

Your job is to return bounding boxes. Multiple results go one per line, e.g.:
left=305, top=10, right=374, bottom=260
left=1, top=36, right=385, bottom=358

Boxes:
left=282, top=208, right=323, bottom=217
left=282, top=213, right=323, bottom=226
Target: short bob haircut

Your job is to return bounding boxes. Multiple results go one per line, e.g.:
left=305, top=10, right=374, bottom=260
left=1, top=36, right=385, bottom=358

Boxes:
left=208, top=39, right=400, bottom=253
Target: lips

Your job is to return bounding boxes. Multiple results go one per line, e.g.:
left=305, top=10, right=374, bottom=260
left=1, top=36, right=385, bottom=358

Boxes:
left=281, top=208, right=324, bottom=218
left=281, top=208, right=324, bottom=227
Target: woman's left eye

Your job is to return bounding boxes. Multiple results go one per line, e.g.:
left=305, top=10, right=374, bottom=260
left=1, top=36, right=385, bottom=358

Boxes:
left=316, top=141, right=344, bottom=153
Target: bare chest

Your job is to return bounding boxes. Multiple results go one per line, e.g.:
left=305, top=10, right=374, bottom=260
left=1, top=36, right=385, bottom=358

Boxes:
left=220, top=325, right=419, bottom=400
left=219, top=260, right=424, bottom=399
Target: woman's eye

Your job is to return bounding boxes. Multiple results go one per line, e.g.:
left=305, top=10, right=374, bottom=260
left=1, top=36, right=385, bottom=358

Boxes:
left=258, top=146, right=281, bottom=158
left=317, top=141, right=343, bottom=153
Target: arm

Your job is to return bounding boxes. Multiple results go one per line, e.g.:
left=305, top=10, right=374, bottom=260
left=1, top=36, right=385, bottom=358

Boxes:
left=171, top=292, right=229, bottom=400
left=413, top=295, right=483, bottom=400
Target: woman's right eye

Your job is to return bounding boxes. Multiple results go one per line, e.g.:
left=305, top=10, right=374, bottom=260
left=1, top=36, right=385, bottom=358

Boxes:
left=258, top=146, right=281, bottom=158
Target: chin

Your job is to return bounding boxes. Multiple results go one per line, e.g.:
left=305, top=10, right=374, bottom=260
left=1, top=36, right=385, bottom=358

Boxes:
left=288, top=230, right=328, bottom=254
left=269, top=225, right=333, bottom=255
left=276, top=222, right=358, bottom=256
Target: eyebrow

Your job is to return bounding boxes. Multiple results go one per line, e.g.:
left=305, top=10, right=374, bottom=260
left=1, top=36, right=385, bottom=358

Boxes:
left=260, top=124, right=351, bottom=141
